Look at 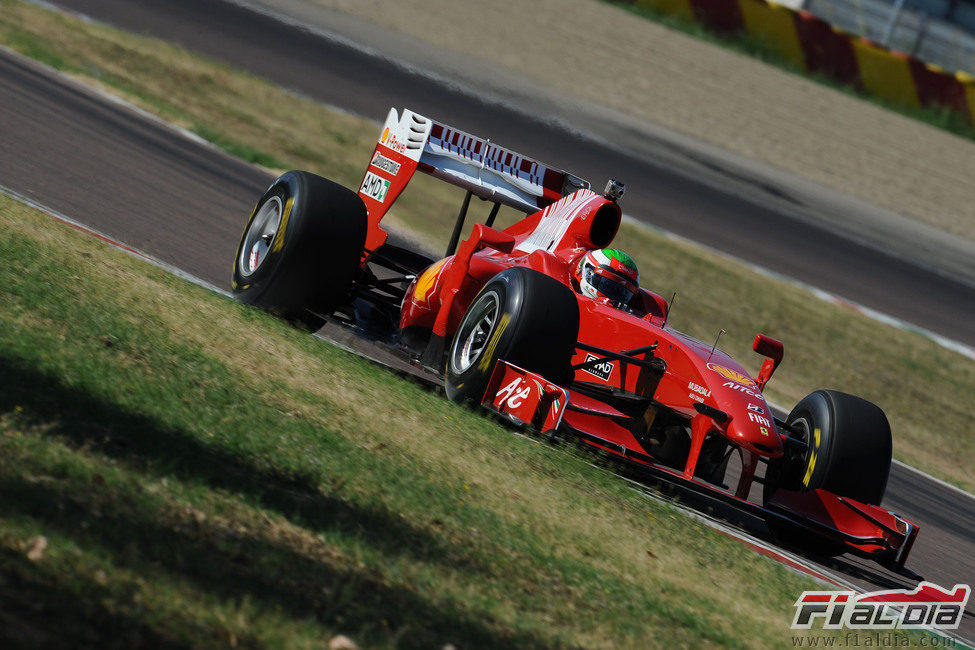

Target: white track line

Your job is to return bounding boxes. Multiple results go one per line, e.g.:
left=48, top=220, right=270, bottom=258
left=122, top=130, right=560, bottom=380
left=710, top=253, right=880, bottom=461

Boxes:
left=1, top=185, right=229, bottom=298
left=892, top=459, right=975, bottom=502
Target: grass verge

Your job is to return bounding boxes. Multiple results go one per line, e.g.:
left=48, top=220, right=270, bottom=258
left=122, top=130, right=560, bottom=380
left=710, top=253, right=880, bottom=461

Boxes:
left=0, top=189, right=902, bottom=648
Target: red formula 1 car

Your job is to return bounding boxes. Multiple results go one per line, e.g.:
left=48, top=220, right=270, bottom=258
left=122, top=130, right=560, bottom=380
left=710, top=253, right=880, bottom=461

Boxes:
left=231, top=107, right=919, bottom=576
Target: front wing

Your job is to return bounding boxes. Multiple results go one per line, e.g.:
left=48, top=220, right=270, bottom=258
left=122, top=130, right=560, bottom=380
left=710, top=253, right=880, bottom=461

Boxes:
left=481, top=360, right=920, bottom=576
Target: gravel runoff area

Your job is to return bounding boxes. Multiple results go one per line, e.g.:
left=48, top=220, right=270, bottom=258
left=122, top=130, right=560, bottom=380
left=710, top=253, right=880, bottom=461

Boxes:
left=250, top=0, right=975, bottom=281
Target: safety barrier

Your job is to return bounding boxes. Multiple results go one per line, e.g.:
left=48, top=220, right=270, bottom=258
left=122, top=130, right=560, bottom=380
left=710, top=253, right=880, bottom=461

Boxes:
left=630, top=0, right=975, bottom=124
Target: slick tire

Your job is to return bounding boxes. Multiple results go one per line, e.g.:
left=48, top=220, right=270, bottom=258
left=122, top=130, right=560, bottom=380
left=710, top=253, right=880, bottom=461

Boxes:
left=445, top=267, right=580, bottom=404
left=232, top=171, right=367, bottom=330
left=771, top=389, right=892, bottom=505
left=763, top=390, right=892, bottom=556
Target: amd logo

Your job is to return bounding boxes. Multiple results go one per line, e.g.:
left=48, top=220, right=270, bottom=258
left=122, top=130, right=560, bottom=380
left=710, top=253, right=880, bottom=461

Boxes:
left=581, top=353, right=613, bottom=380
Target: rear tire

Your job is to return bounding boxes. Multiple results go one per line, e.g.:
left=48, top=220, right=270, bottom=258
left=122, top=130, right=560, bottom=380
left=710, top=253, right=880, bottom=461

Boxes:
left=445, top=267, right=579, bottom=403
left=232, top=171, right=367, bottom=330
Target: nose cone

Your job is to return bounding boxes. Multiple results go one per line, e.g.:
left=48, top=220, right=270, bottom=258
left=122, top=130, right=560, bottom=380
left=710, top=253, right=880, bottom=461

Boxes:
left=727, top=417, right=783, bottom=458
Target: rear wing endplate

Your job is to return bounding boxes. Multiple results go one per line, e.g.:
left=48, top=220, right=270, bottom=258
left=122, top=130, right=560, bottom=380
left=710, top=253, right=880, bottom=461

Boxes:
left=358, top=108, right=589, bottom=251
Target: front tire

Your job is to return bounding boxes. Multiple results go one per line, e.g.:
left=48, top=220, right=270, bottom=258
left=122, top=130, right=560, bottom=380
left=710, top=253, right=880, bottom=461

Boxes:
left=232, top=171, right=367, bottom=330
left=445, top=267, right=579, bottom=403
left=767, top=389, right=892, bottom=505
left=763, top=389, right=892, bottom=556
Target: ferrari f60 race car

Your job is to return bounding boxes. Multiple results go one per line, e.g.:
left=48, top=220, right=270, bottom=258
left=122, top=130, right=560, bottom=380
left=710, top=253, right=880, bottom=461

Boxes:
left=231, top=107, right=920, bottom=575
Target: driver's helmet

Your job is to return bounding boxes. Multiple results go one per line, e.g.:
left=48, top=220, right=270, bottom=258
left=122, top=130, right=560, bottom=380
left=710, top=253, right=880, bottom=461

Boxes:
left=574, top=248, right=640, bottom=308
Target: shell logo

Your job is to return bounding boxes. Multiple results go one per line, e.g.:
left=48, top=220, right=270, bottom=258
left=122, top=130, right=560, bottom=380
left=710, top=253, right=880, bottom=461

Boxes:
left=413, top=258, right=448, bottom=302
left=707, top=363, right=757, bottom=388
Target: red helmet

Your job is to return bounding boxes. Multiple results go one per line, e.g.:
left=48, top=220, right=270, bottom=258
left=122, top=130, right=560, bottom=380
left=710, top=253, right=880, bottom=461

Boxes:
left=574, top=248, right=640, bottom=308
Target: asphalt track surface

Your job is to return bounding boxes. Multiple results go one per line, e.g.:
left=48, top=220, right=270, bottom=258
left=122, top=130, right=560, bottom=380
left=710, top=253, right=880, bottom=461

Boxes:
left=1, top=15, right=973, bottom=644
left=37, top=0, right=975, bottom=351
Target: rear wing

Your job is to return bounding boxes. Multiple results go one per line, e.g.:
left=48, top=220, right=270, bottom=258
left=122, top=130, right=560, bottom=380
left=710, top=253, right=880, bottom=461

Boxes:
left=358, top=108, right=589, bottom=251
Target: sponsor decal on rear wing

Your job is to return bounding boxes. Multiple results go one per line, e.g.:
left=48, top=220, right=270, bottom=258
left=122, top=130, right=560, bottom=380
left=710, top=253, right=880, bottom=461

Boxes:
left=422, top=119, right=588, bottom=211
left=358, top=108, right=588, bottom=250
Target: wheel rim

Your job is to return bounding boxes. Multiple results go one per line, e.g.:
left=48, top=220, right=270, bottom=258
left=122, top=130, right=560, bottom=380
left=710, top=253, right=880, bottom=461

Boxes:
left=238, top=196, right=284, bottom=277
left=450, top=291, right=501, bottom=374
left=791, top=417, right=809, bottom=438
left=790, top=415, right=815, bottom=488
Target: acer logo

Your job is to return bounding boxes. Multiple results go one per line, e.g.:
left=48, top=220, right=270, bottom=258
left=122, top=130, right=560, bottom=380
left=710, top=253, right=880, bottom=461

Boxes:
left=495, top=377, right=532, bottom=409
